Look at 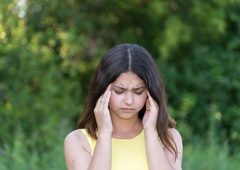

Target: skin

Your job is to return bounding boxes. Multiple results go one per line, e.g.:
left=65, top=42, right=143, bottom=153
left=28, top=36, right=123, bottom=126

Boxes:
left=64, top=71, right=183, bottom=170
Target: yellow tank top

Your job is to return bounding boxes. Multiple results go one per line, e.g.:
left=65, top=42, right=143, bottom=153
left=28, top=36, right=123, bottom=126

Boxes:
left=80, top=129, right=148, bottom=170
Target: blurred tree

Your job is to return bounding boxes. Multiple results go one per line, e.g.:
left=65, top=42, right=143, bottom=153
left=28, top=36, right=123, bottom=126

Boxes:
left=0, top=0, right=240, bottom=157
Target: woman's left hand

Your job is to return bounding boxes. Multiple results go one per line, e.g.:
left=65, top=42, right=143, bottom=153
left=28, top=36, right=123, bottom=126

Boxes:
left=142, top=91, right=159, bottom=131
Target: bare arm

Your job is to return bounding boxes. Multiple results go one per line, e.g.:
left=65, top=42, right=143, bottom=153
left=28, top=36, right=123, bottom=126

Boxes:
left=164, top=128, right=183, bottom=170
left=87, top=134, right=112, bottom=170
left=145, top=129, right=183, bottom=170
left=64, top=130, right=91, bottom=170
left=143, top=91, right=183, bottom=170
left=64, top=130, right=112, bottom=170
left=64, top=84, right=113, bottom=170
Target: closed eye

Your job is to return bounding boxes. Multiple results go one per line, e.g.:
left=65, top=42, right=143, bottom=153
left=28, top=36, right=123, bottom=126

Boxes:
left=112, top=85, right=146, bottom=95
left=115, top=90, right=124, bottom=94
left=134, top=90, right=144, bottom=95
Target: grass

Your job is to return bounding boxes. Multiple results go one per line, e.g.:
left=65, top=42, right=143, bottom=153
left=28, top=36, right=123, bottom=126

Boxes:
left=183, top=139, right=240, bottom=170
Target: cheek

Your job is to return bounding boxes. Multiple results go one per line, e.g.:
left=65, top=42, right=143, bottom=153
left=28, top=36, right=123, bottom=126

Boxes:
left=140, top=96, right=148, bottom=105
left=136, top=93, right=148, bottom=107
left=109, top=92, right=120, bottom=108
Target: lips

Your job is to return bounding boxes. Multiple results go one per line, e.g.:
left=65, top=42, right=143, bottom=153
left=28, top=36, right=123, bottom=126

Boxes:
left=121, top=108, right=134, bottom=113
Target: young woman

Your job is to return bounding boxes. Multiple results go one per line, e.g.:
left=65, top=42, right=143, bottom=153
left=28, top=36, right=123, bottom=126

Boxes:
left=64, top=44, right=183, bottom=170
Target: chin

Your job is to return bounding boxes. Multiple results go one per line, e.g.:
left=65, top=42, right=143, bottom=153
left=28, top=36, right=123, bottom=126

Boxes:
left=118, top=113, right=139, bottom=120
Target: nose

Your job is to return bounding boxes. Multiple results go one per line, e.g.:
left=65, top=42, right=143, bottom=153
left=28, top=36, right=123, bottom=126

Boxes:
left=124, top=91, right=134, bottom=105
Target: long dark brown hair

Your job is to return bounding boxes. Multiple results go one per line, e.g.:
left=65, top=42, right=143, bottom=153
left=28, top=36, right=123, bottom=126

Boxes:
left=78, top=44, right=177, bottom=159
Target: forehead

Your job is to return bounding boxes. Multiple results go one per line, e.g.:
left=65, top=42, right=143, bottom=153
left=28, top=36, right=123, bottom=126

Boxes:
left=113, top=71, right=145, bottom=87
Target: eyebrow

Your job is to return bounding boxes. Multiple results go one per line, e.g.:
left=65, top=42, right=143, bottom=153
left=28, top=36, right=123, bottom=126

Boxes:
left=113, top=85, right=146, bottom=90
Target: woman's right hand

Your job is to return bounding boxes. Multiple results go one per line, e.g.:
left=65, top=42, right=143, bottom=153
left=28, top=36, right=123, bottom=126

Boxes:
left=94, top=84, right=113, bottom=137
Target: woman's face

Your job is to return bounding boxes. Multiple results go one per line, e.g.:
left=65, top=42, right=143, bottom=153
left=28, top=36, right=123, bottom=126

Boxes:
left=109, top=71, right=147, bottom=120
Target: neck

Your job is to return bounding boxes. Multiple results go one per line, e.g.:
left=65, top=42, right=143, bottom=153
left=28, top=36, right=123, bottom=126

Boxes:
left=111, top=114, right=143, bottom=139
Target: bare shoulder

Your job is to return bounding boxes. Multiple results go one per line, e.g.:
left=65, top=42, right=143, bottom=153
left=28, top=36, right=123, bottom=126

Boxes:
left=168, top=128, right=182, bottom=142
left=168, top=128, right=183, bottom=149
left=65, top=129, right=86, bottom=144
left=64, top=129, right=91, bottom=153
left=64, top=129, right=91, bottom=170
left=167, top=128, right=183, bottom=160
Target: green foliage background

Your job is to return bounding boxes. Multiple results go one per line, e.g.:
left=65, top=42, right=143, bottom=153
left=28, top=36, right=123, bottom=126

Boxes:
left=1, top=0, right=240, bottom=169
